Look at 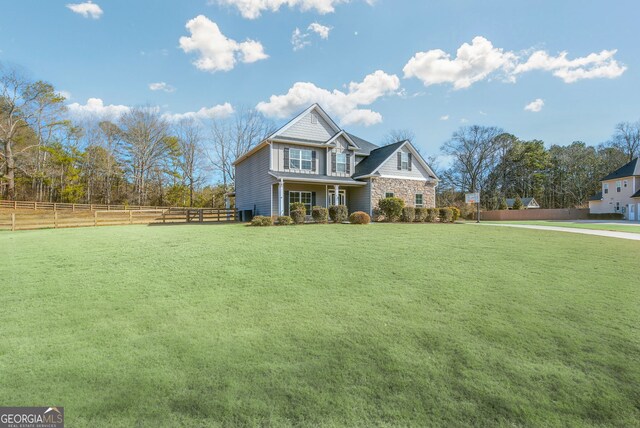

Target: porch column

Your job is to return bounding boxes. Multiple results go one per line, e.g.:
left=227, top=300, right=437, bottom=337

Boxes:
left=334, top=184, right=340, bottom=205
left=278, top=179, right=284, bottom=216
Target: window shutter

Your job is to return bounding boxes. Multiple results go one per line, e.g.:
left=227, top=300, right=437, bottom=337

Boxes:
left=284, top=191, right=289, bottom=215
left=397, top=152, right=402, bottom=170
left=311, top=150, right=317, bottom=172
left=408, top=153, right=412, bottom=171
left=284, top=148, right=290, bottom=170
left=331, top=152, right=336, bottom=173
left=312, top=192, right=316, bottom=207
left=346, top=153, right=351, bottom=174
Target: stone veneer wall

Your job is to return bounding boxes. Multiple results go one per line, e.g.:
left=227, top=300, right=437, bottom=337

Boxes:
left=371, top=177, right=436, bottom=218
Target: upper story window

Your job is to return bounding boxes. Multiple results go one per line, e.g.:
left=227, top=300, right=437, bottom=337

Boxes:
left=603, top=183, right=609, bottom=194
left=401, top=152, right=409, bottom=170
left=290, top=148, right=313, bottom=170
left=415, top=194, right=423, bottom=207
left=616, top=180, right=622, bottom=192
left=623, top=180, right=628, bottom=188
left=336, top=153, right=347, bottom=173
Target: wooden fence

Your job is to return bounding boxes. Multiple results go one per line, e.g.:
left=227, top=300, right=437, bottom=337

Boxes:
left=0, top=208, right=237, bottom=231
left=0, top=200, right=168, bottom=212
left=480, top=208, right=590, bottom=221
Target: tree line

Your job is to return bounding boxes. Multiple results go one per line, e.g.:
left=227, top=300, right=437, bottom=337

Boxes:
left=0, top=65, right=274, bottom=207
left=2, top=63, right=638, bottom=209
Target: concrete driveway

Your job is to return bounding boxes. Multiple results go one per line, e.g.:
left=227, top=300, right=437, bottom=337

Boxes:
left=476, top=223, right=640, bottom=241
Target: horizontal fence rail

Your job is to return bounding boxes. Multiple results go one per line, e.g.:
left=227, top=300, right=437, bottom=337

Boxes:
left=0, top=206, right=237, bottom=231
left=0, top=200, right=169, bottom=212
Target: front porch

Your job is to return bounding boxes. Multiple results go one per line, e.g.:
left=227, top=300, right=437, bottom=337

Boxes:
left=270, top=178, right=367, bottom=216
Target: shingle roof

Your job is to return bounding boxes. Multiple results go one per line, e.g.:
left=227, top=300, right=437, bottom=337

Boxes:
left=354, top=141, right=406, bottom=177
left=346, top=133, right=379, bottom=155
left=601, top=158, right=639, bottom=181
left=589, top=191, right=603, bottom=201
left=506, top=197, right=537, bottom=207
left=269, top=171, right=366, bottom=185
left=632, top=189, right=640, bottom=198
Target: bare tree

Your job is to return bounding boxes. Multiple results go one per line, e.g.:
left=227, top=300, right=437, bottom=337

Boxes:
left=611, top=121, right=640, bottom=162
left=381, top=128, right=416, bottom=146
left=208, top=107, right=275, bottom=188
left=174, top=118, right=205, bottom=206
left=118, top=107, right=170, bottom=205
left=440, top=125, right=504, bottom=193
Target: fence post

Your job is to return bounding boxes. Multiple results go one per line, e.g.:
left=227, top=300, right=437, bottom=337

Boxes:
left=129, top=210, right=133, bottom=224
left=54, top=211, right=58, bottom=228
left=14, top=201, right=17, bottom=210
left=90, top=204, right=94, bottom=211
left=72, top=204, right=75, bottom=212
left=94, top=211, right=98, bottom=227
left=34, top=201, right=37, bottom=210
left=199, top=210, right=203, bottom=223
left=54, top=203, right=57, bottom=211
left=162, top=211, right=166, bottom=223
left=11, top=213, right=15, bottom=231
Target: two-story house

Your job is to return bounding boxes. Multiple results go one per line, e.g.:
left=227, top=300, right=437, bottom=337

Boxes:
left=233, top=104, right=438, bottom=220
left=588, top=157, right=640, bottom=221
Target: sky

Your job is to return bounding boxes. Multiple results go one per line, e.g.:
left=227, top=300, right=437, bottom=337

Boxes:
left=1, top=0, right=639, bottom=163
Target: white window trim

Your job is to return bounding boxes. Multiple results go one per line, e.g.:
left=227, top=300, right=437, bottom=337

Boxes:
left=616, top=180, right=622, bottom=192
left=401, top=152, right=409, bottom=170
left=289, top=191, right=313, bottom=214
left=289, top=148, right=313, bottom=171
left=336, top=153, right=347, bottom=173
left=385, top=192, right=395, bottom=198
left=415, top=193, right=424, bottom=207
left=603, top=183, right=609, bottom=194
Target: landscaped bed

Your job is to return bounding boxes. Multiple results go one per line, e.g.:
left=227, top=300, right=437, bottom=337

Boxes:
left=1, top=223, right=638, bottom=426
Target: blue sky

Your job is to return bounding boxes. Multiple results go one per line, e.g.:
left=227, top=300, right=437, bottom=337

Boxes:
left=1, top=0, right=638, bottom=161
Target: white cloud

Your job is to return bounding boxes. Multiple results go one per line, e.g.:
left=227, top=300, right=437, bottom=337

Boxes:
left=66, top=1, right=103, bottom=19
left=403, top=36, right=626, bottom=89
left=149, top=82, right=176, bottom=93
left=439, top=115, right=449, bottom=121
left=524, top=98, right=544, bottom=112
left=67, top=98, right=130, bottom=120
left=308, top=22, right=331, bottom=39
left=162, top=103, right=235, bottom=122
left=291, top=28, right=311, bottom=51
left=211, top=0, right=373, bottom=19
left=57, top=90, right=72, bottom=100
left=179, top=15, right=268, bottom=73
left=514, top=49, right=626, bottom=83
left=403, top=36, right=517, bottom=90
left=256, top=70, right=400, bottom=126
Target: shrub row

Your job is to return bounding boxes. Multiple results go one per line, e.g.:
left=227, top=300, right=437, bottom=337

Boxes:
left=376, top=197, right=458, bottom=223
left=250, top=205, right=365, bottom=226
left=588, top=213, right=625, bottom=220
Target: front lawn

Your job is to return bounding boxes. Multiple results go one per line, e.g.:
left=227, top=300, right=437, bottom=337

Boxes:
left=1, top=223, right=638, bottom=426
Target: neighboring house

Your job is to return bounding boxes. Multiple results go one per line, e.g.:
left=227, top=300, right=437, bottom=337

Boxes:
left=588, top=157, right=640, bottom=221
left=506, top=197, right=540, bottom=209
left=234, top=104, right=438, bottom=219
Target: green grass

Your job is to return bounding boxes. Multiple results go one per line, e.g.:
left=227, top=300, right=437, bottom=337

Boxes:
left=484, top=220, right=640, bottom=234
left=1, top=223, right=639, bottom=427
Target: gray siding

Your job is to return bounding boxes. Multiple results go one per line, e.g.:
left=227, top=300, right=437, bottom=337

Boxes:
left=235, top=145, right=274, bottom=216
left=280, top=111, right=335, bottom=142
left=327, top=137, right=356, bottom=178
left=377, top=146, right=431, bottom=179
left=271, top=142, right=326, bottom=175
left=348, top=180, right=371, bottom=214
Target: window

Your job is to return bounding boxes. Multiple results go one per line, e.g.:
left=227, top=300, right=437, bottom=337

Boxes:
left=289, top=148, right=313, bottom=170
left=401, top=152, right=409, bottom=170
left=289, top=191, right=312, bottom=214
left=624, top=180, right=628, bottom=188
left=604, top=183, right=609, bottom=194
left=415, top=194, right=423, bottom=207
left=616, top=181, right=622, bottom=192
left=385, top=192, right=394, bottom=198
left=615, top=202, right=620, bottom=212
left=336, top=153, right=347, bottom=173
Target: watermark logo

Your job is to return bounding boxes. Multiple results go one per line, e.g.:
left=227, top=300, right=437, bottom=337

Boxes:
left=0, top=407, right=64, bottom=428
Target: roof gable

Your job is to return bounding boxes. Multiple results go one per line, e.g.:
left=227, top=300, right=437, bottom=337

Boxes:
left=269, top=104, right=340, bottom=142
left=354, top=140, right=438, bottom=180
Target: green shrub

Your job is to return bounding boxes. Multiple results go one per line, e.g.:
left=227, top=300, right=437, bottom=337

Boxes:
left=401, top=206, right=415, bottom=222
left=329, top=205, right=348, bottom=223
left=276, top=215, right=292, bottom=225
left=414, top=207, right=428, bottom=222
left=426, top=208, right=439, bottom=223
left=289, top=202, right=307, bottom=224
left=439, top=207, right=453, bottom=223
left=588, top=213, right=625, bottom=220
left=349, top=211, right=371, bottom=224
left=250, top=215, right=272, bottom=227
left=512, top=196, right=524, bottom=210
left=378, top=197, right=404, bottom=222
left=498, top=198, right=508, bottom=210
left=311, top=206, right=328, bottom=223
left=449, top=206, right=461, bottom=221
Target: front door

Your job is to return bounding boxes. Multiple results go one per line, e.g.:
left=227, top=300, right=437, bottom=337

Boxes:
left=328, top=190, right=346, bottom=206
left=629, top=204, right=636, bottom=221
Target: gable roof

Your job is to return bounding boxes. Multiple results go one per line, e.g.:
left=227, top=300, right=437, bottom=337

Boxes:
left=347, top=133, right=379, bottom=155
left=506, top=197, right=539, bottom=208
left=353, top=140, right=438, bottom=180
left=601, top=157, right=639, bottom=181
left=632, top=189, right=640, bottom=198
left=325, top=130, right=360, bottom=149
left=267, top=104, right=340, bottom=141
